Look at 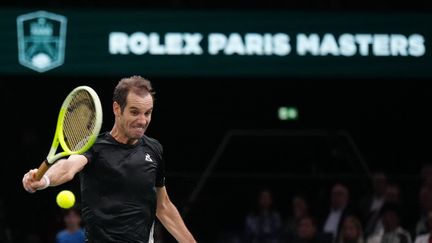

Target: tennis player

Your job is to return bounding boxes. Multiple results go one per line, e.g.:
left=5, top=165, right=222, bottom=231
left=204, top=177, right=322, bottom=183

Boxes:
left=22, top=76, right=197, bottom=243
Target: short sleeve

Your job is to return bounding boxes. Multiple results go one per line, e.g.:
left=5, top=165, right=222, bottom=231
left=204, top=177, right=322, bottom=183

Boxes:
left=83, top=147, right=94, bottom=163
left=155, top=143, right=165, bottom=187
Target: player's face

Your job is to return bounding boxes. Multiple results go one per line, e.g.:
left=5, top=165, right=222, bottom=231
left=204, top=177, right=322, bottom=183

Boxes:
left=118, top=92, right=153, bottom=140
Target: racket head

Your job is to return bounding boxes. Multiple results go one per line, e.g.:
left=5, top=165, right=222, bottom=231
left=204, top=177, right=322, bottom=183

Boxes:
left=47, top=86, right=102, bottom=163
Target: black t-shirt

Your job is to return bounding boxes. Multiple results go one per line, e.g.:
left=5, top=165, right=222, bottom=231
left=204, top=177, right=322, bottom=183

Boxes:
left=80, top=132, right=165, bottom=243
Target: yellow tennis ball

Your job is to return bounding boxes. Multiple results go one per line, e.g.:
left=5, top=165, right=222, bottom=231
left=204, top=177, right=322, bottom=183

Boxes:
left=56, top=190, right=75, bottom=209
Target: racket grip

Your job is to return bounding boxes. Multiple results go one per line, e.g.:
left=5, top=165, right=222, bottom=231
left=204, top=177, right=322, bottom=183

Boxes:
left=35, top=160, right=50, bottom=181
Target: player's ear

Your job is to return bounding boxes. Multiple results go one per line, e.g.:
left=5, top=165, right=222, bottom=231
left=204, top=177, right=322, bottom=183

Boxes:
left=113, top=101, right=121, bottom=117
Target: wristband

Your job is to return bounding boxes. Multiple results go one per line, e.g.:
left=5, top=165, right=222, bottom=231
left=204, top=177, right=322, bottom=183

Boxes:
left=37, top=175, right=50, bottom=190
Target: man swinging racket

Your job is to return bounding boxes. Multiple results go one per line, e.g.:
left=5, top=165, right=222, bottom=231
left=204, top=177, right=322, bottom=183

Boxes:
left=22, top=75, right=197, bottom=243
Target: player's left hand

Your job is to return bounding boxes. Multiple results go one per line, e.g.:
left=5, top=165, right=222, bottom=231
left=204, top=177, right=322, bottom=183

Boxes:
left=22, top=169, right=45, bottom=193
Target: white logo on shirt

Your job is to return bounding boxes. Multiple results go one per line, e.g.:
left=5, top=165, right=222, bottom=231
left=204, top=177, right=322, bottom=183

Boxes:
left=145, top=153, right=153, bottom=162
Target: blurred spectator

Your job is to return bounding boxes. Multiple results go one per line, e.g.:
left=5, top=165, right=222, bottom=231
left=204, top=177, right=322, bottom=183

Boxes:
left=290, top=215, right=332, bottom=243
left=415, top=163, right=432, bottom=237
left=244, top=189, right=283, bottom=243
left=366, top=202, right=412, bottom=243
left=338, top=215, right=365, bottom=243
left=283, top=194, right=311, bottom=240
left=55, top=207, right=85, bottom=243
left=322, top=183, right=352, bottom=242
left=415, top=184, right=432, bottom=236
left=413, top=210, right=432, bottom=243
left=364, top=180, right=403, bottom=239
left=385, top=182, right=404, bottom=225
left=359, top=172, right=389, bottom=239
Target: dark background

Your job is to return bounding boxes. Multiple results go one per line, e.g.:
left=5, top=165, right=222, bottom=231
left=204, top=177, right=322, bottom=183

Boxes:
left=1, top=0, right=432, bottom=243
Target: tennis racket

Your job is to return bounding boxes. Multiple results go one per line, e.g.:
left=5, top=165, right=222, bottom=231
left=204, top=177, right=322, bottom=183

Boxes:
left=34, top=86, right=103, bottom=181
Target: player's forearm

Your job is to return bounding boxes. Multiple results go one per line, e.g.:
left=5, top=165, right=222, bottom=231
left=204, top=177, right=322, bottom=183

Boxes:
left=156, top=202, right=197, bottom=243
left=44, top=154, right=87, bottom=187
left=45, top=159, right=75, bottom=186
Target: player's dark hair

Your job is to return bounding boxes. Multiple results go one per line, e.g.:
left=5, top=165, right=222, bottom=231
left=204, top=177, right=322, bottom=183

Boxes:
left=113, top=75, right=155, bottom=112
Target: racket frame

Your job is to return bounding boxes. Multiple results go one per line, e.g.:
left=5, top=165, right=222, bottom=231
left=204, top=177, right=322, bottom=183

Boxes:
left=35, top=86, right=102, bottom=180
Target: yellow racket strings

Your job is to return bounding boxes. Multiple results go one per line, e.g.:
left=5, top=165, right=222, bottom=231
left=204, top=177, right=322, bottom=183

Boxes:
left=63, top=90, right=97, bottom=151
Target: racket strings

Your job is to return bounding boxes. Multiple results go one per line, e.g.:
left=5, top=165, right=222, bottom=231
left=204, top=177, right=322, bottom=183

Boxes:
left=63, top=90, right=97, bottom=151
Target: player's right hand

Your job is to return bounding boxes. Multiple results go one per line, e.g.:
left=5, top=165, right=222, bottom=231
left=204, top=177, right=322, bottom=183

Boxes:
left=22, top=169, right=45, bottom=193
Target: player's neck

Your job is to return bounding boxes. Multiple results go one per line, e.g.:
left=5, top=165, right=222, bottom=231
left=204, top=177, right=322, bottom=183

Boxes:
left=110, top=127, right=139, bottom=145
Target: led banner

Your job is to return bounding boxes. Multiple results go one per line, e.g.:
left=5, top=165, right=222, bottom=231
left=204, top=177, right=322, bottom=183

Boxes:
left=0, top=9, right=431, bottom=77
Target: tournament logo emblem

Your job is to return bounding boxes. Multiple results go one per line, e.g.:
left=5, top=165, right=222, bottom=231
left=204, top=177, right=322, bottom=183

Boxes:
left=17, top=10, right=67, bottom=73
